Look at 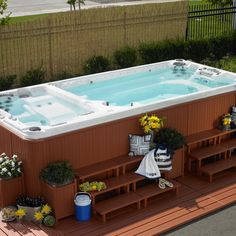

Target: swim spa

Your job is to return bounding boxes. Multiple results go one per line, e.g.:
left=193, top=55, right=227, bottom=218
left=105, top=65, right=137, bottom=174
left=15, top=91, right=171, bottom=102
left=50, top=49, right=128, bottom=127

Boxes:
left=1, top=59, right=236, bottom=140
left=1, top=59, right=236, bottom=195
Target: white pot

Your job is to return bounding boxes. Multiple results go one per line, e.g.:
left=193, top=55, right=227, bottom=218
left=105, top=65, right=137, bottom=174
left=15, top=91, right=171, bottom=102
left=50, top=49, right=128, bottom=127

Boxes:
left=17, top=205, right=41, bottom=221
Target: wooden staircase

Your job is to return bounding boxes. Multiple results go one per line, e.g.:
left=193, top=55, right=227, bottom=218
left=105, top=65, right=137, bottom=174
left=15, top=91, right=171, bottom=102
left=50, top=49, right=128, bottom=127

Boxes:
left=76, top=155, right=180, bottom=222
left=186, top=128, right=236, bottom=182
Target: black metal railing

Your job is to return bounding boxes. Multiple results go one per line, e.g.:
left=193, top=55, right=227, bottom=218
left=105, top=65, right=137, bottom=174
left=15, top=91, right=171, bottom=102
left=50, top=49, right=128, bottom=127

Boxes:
left=186, top=4, right=236, bottom=40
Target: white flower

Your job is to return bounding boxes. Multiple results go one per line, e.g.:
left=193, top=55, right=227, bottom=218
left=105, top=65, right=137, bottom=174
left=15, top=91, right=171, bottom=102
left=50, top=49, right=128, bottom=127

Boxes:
left=5, top=160, right=10, bottom=164
left=18, top=161, right=22, bottom=166
left=11, top=162, right=15, bottom=167
left=0, top=158, right=3, bottom=163
left=12, top=154, right=17, bottom=160
left=0, top=153, right=6, bottom=157
left=4, top=156, right=8, bottom=160
left=7, top=172, right=12, bottom=176
left=17, top=168, right=21, bottom=173
left=2, top=168, right=7, bottom=173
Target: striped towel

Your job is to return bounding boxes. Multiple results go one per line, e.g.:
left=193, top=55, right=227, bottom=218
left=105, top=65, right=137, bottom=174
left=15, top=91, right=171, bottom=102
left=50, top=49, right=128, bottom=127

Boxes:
left=154, top=147, right=172, bottom=171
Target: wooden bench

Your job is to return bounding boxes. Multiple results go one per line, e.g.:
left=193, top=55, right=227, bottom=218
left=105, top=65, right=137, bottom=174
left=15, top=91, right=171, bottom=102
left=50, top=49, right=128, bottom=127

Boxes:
left=76, top=155, right=143, bottom=182
left=93, top=192, right=142, bottom=222
left=200, top=156, right=236, bottom=183
left=90, top=172, right=145, bottom=204
left=135, top=180, right=180, bottom=208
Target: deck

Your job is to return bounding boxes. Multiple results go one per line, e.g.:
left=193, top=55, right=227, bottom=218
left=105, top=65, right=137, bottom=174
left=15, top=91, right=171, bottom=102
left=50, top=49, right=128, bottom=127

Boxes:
left=1, top=172, right=236, bottom=236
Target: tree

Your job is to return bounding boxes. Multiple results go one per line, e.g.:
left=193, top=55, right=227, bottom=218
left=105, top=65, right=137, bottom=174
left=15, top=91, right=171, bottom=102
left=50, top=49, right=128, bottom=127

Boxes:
left=206, top=0, right=233, bottom=7
left=0, top=0, right=11, bottom=25
left=67, top=0, right=76, bottom=11
left=77, top=0, right=85, bottom=10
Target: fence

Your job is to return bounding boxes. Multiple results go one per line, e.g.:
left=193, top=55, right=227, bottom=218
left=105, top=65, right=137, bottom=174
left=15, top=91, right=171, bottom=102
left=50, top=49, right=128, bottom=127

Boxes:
left=187, top=3, right=236, bottom=40
left=0, top=1, right=188, bottom=81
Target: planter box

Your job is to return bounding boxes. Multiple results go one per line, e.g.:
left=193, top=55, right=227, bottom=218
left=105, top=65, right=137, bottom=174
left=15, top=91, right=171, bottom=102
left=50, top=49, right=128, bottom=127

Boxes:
left=167, top=148, right=184, bottom=179
left=41, top=179, right=77, bottom=221
left=0, top=175, right=25, bottom=208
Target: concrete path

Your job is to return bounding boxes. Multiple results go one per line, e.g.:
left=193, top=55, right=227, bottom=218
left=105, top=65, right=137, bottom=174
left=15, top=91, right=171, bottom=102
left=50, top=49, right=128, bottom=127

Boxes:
left=164, top=204, right=236, bottom=236
left=7, top=0, right=183, bottom=17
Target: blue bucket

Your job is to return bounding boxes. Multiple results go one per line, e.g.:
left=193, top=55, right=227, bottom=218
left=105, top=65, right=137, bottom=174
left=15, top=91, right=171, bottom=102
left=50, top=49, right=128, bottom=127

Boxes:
left=74, top=192, right=91, bottom=221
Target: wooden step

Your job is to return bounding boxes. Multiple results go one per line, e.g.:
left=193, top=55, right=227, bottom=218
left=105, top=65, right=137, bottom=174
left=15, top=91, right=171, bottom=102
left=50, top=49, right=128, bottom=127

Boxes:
left=221, top=138, right=236, bottom=153
left=200, top=156, right=236, bottom=183
left=189, top=144, right=228, bottom=161
left=135, top=180, right=181, bottom=207
left=76, top=155, right=143, bottom=181
left=90, top=172, right=145, bottom=204
left=93, top=192, right=141, bottom=222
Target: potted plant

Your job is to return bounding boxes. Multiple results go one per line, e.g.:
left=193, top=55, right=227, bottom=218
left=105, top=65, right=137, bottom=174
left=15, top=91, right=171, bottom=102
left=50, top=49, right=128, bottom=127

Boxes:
left=0, top=153, right=25, bottom=208
left=16, top=195, right=45, bottom=221
left=155, top=128, right=186, bottom=179
left=40, top=161, right=77, bottom=221
left=34, top=204, right=56, bottom=227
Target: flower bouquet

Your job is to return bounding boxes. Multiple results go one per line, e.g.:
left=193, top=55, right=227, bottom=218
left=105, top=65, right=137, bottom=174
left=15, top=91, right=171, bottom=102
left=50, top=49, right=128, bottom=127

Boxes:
left=139, top=114, right=165, bottom=148
left=221, top=113, right=232, bottom=130
left=0, top=153, right=22, bottom=179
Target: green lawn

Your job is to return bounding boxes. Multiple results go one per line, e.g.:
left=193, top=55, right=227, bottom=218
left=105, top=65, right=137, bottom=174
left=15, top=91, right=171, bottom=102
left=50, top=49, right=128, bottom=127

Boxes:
left=9, top=14, right=50, bottom=24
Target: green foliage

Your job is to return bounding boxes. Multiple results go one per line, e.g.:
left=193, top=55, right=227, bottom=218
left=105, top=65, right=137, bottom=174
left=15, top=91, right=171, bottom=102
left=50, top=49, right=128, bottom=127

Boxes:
left=0, top=0, right=11, bottom=25
left=43, top=215, right=56, bottom=227
left=206, top=0, right=232, bottom=7
left=114, top=46, right=137, bottom=68
left=0, top=75, right=16, bottom=91
left=40, top=161, right=75, bottom=186
left=184, top=39, right=210, bottom=62
left=139, top=40, right=186, bottom=64
left=20, top=67, right=46, bottom=87
left=83, top=56, right=110, bottom=74
left=155, top=128, right=186, bottom=155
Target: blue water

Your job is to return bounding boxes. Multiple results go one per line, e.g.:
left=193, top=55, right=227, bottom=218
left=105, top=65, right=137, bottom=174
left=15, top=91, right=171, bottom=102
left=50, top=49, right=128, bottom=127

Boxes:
left=65, top=67, right=233, bottom=106
left=0, top=93, right=89, bottom=126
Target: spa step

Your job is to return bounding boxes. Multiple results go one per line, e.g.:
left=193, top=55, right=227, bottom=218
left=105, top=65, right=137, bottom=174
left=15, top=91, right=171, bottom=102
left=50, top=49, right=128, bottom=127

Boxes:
left=135, top=180, right=180, bottom=208
left=90, top=172, right=145, bottom=204
left=76, top=155, right=143, bottom=182
left=200, top=156, right=236, bottom=183
left=93, top=192, right=142, bottom=223
left=189, top=144, right=228, bottom=161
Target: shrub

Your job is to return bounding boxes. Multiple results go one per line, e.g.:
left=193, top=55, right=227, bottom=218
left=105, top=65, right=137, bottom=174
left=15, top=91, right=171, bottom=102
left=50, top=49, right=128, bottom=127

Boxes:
left=83, top=56, right=110, bottom=74
left=114, top=46, right=137, bottom=68
left=40, top=161, right=75, bottom=186
left=139, top=39, right=186, bottom=64
left=20, top=67, right=46, bottom=87
left=155, top=127, right=186, bottom=155
left=184, top=39, right=210, bottom=62
left=0, top=75, right=16, bottom=91
left=209, top=34, right=235, bottom=60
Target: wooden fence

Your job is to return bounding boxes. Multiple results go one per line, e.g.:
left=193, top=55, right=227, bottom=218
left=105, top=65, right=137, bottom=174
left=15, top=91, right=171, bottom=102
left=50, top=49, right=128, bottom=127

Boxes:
left=0, top=1, right=188, bottom=81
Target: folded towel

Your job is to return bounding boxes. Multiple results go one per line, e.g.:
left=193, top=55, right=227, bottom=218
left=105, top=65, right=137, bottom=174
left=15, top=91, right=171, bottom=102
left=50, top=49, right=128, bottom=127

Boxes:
left=135, top=149, right=161, bottom=179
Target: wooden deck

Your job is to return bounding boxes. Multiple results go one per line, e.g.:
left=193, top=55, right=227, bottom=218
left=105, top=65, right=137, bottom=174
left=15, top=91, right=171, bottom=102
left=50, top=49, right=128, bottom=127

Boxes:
left=1, top=172, right=236, bottom=236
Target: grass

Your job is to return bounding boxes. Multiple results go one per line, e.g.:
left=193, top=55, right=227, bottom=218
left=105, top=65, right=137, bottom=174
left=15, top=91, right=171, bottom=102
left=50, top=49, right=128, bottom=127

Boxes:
left=9, top=14, right=50, bottom=24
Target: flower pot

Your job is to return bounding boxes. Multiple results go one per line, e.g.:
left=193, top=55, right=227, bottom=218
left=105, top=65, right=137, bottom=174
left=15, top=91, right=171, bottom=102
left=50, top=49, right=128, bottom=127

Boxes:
left=16, top=205, right=41, bottom=221
left=0, top=175, right=25, bottom=208
left=41, top=179, right=77, bottom=221
left=166, top=148, right=184, bottom=179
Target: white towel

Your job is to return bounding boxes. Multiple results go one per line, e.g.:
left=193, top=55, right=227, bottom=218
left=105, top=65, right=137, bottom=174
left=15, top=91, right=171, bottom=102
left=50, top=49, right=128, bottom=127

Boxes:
left=135, top=149, right=161, bottom=179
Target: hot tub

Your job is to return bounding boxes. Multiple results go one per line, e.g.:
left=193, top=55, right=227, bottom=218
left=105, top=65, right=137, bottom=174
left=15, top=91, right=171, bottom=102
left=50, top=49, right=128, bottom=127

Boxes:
left=1, top=59, right=236, bottom=139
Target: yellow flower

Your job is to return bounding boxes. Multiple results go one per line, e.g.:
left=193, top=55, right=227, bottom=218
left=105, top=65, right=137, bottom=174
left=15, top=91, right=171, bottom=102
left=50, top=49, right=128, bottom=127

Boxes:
left=41, top=204, right=52, bottom=215
left=144, top=125, right=151, bottom=133
left=15, top=208, right=26, bottom=219
left=140, top=114, right=165, bottom=133
left=34, top=211, right=43, bottom=221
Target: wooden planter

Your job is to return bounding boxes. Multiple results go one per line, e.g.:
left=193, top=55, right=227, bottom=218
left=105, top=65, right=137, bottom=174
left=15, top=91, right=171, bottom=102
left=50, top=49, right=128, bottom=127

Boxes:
left=167, top=148, right=185, bottom=179
left=41, top=179, right=77, bottom=221
left=0, top=175, right=25, bottom=208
